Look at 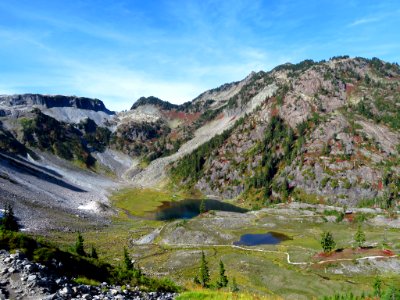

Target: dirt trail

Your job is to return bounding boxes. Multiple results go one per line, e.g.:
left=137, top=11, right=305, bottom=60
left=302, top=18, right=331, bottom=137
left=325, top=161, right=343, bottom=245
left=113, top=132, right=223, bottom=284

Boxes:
left=154, top=242, right=398, bottom=266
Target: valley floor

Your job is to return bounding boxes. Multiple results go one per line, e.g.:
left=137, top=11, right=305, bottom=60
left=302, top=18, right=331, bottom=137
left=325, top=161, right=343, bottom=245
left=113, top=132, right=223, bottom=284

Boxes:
left=45, top=189, right=400, bottom=300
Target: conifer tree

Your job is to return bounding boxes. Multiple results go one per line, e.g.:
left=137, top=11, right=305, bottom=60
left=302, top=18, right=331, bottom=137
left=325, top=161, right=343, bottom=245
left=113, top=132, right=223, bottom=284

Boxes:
left=75, top=232, right=85, bottom=256
left=216, top=260, right=228, bottom=288
left=320, top=231, right=336, bottom=253
left=354, top=225, right=366, bottom=248
left=1, top=204, right=19, bottom=232
left=373, top=276, right=382, bottom=297
left=199, top=251, right=210, bottom=287
left=123, top=247, right=133, bottom=271
left=199, top=199, right=206, bottom=214
left=91, top=245, right=98, bottom=259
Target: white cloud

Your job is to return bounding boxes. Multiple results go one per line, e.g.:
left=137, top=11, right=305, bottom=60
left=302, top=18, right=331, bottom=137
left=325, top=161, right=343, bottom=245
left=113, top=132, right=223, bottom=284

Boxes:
left=67, top=67, right=205, bottom=111
left=0, top=28, right=50, bottom=50
left=349, top=17, right=379, bottom=27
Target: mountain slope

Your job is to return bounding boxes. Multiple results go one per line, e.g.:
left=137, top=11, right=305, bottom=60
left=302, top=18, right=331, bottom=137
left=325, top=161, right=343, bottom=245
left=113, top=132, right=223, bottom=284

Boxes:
left=169, top=57, right=400, bottom=207
left=1, top=56, right=399, bottom=231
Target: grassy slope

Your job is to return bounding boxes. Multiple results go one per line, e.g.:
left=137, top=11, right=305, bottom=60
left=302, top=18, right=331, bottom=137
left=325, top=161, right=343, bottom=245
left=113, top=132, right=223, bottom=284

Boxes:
left=44, top=188, right=399, bottom=299
left=110, top=187, right=202, bottom=217
left=176, top=290, right=280, bottom=300
left=111, top=188, right=180, bottom=217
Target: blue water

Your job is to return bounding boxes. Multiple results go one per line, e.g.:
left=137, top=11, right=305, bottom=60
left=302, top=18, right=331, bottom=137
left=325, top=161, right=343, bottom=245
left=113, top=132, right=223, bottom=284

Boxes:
left=233, top=232, right=290, bottom=246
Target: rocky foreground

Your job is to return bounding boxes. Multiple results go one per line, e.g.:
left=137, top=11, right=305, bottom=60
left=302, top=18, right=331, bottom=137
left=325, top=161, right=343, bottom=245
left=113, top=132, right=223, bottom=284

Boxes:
left=0, top=250, right=176, bottom=300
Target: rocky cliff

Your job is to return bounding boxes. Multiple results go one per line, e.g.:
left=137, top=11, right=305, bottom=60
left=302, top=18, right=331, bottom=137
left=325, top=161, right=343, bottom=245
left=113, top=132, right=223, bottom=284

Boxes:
left=0, top=94, right=114, bottom=114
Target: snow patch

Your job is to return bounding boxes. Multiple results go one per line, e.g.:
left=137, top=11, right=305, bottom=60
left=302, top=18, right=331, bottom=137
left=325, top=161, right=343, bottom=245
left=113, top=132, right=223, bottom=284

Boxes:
left=78, top=201, right=101, bottom=212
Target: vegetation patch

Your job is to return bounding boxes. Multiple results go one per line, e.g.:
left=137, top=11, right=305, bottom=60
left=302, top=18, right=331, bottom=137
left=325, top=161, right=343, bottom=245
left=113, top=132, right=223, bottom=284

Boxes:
left=111, top=187, right=193, bottom=217
left=176, top=290, right=277, bottom=300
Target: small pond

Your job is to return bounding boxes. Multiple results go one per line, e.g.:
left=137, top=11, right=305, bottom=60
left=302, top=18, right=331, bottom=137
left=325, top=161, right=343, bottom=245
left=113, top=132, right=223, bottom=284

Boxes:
left=233, top=232, right=291, bottom=246
left=151, top=199, right=247, bottom=220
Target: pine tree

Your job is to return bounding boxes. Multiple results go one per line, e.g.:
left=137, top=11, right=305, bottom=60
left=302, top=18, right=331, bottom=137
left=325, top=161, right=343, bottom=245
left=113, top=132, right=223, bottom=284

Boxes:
left=199, top=199, right=206, bottom=214
left=123, top=247, right=133, bottom=271
left=320, top=231, right=336, bottom=253
left=199, top=251, right=210, bottom=287
left=90, top=245, right=98, bottom=259
left=75, top=232, right=85, bottom=256
left=216, top=260, right=228, bottom=288
left=281, top=179, right=289, bottom=201
left=373, top=276, right=382, bottom=297
left=354, top=225, right=366, bottom=248
left=1, top=204, right=19, bottom=232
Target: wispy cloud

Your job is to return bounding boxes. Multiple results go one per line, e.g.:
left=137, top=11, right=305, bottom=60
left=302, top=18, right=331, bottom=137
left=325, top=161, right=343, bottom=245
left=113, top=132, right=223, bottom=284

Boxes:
left=66, top=66, right=205, bottom=111
left=0, top=27, right=50, bottom=50
left=349, top=17, right=380, bottom=27
left=0, top=0, right=399, bottom=110
left=0, top=1, right=150, bottom=45
left=0, top=55, right=209, bottom=111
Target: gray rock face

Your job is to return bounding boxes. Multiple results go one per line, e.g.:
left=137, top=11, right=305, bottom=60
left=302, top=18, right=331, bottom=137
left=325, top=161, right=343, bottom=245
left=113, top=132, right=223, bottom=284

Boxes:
left=0, top=94, right=115, bottom=126
left=185, top=57, right=400, bottom=204
left=0, top=94, right=114, bottom=115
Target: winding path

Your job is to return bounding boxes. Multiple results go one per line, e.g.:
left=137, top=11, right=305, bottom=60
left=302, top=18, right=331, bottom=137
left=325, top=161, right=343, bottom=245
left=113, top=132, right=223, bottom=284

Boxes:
left=146, top=242, right=399, bottom=266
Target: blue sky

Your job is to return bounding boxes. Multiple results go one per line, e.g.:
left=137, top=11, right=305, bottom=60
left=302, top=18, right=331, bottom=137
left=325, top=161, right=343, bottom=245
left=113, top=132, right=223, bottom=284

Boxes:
left=0, top=0, right=399, bottom=111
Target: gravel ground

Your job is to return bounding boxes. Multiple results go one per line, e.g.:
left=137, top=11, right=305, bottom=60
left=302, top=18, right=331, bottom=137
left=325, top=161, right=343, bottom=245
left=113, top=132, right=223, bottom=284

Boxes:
left=0, top=250, right=177, bottom=300
left=0, top=151, right=121, bottom=232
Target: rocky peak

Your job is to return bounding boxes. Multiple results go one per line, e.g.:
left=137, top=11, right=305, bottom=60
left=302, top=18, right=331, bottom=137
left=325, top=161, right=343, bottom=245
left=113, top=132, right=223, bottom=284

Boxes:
left=0, top=94, right=114, bottom=115
left=130, top=96, right=181, bottom=111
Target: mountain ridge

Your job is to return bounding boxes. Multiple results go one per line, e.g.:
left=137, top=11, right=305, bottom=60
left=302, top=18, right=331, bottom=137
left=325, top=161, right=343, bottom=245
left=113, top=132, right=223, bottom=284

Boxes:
left=0, top=93, right=114, bottom=114
left=1, top=55, right=400, bottom=228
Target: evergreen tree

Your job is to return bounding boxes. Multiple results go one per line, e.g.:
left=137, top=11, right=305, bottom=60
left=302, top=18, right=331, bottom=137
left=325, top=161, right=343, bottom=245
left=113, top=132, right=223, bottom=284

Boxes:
left=354, top=225, right=366, bottom=248
left=216, top=260, right=228, bottom=288
left=199, top=199, right=206, bottom=214
left=90, top=245, right=98, bottom=259
left=123, top=247, right=133, bottom=271
left=263, top=182, right=271, bottom=200
left=199, top=251, right=210, bottom=287
left=1, top=204, right=19, bottom=232
left=373, top=276, right=382, bottom=297
left=75, top=232, right=85, bottom=256
left=281, top=179, right=289, bottom=201
left=320, top=231, right=336, bottom=253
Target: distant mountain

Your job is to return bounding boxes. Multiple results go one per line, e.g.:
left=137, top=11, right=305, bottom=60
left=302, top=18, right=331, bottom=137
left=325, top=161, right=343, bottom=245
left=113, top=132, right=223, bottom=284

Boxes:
left=0, top=94, right=114, bottom=114
left=130, top=96, right=181, bottom=111
left=1, top=56, right=400, bottom=216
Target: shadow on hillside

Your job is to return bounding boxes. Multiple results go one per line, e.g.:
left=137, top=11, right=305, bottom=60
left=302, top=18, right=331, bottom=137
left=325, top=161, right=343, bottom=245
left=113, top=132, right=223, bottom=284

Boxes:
left=0, top=153, right=87, bottom=193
